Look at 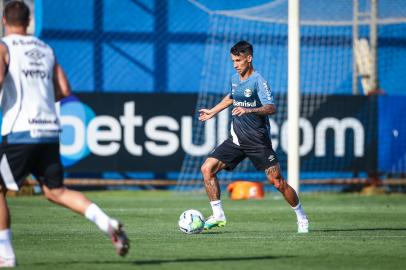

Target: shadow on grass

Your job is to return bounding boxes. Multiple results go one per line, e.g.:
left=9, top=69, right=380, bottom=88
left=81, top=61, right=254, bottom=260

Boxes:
left=30, top=255, right=294, bottom=266
left=313, top=228, right=406, bottom=232
left=134, top=255, right=294, bottom=265
left=201, top=231, right=235, bottom=234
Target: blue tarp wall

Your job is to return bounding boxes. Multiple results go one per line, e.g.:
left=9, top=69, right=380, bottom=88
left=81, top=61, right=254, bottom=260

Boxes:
left=35, top=0, right=406, bottom=95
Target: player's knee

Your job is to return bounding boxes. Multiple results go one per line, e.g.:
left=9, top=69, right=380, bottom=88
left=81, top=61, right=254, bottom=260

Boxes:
left=201, top=163, right=214, bottom=178
left=43, top=186, right=65, bottom=202
left=42, top=181, right=66, bottom=203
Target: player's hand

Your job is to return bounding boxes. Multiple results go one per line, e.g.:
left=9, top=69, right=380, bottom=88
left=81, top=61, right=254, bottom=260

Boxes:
left=232, top=107, right=250, bottom=116
left=199, top=109, right=214, bottom=121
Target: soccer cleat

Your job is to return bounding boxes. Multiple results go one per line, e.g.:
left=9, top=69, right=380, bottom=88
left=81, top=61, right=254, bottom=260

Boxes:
left=297, top=218, right=309, bottom=233
left=204, top=215, right=227, bottom=230
left=107, top=220, right=130, bottom=257
left=0, top=257, right=16, bottom=268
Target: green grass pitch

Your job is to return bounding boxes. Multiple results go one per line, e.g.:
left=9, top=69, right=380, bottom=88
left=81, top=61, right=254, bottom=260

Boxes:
left=7, top=191, right=406, bottom=270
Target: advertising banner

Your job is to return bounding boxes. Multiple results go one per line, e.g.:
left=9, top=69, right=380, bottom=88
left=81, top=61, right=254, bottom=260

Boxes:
left=60, top=93, right=377, bottom=174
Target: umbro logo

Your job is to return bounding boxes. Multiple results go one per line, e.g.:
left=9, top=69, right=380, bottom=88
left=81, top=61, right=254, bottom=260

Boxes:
left=25, top=49, right=45, bottom=62
left=268, top=154, right=275, bottom=161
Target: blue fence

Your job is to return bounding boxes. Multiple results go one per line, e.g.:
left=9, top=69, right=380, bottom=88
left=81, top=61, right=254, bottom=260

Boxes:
left=35, top=0, right=406, bottom=95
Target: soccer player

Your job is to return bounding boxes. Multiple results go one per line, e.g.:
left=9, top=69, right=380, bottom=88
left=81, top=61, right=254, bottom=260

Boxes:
left=0, top=1, right=129, bottom=267
left=199, top=41, right=309, bottom=233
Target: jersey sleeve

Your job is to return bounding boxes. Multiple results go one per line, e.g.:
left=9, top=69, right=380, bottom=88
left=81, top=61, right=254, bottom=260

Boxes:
left=257, top=77, right=274, bottom=105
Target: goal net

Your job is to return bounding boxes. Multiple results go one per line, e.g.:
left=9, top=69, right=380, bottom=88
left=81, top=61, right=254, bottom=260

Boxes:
left=176, top=0, right=406, bottom=191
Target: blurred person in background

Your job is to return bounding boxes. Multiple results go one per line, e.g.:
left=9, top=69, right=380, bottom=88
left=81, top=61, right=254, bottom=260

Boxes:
left=0, top=1, right=129, bottom=267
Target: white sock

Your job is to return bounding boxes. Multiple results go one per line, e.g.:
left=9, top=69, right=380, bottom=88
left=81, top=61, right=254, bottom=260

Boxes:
left=292, top=202, right=307, bottom=221
left=84, top=203, right=113, bottom=234
left=0, top=229, right=15, bottom=260
left=210, top=200, right=225, bottom=219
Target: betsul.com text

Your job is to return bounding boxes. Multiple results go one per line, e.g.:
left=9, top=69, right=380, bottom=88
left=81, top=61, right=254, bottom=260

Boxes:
left=60, top=101, right=365, bottom=160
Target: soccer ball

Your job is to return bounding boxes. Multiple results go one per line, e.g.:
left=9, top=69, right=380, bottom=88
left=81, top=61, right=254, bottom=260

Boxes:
left=178, top=209, right=205, bottom=234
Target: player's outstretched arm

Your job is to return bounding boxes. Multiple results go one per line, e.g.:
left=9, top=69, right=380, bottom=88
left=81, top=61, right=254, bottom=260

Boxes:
left=199, top=94, right=233, bottom=121
left=53, top=61, right=72, bottom=101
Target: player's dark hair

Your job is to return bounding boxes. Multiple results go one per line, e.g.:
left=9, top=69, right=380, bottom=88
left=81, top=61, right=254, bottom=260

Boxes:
left=230, top=41, right=253, bottom=57
left=3, top=0, right=30, bottom=27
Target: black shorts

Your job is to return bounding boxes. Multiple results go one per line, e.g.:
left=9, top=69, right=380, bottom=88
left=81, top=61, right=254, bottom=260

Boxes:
left=209, top=138, right=279, bottom=171
left=0, top=143, right=64, bottom=191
